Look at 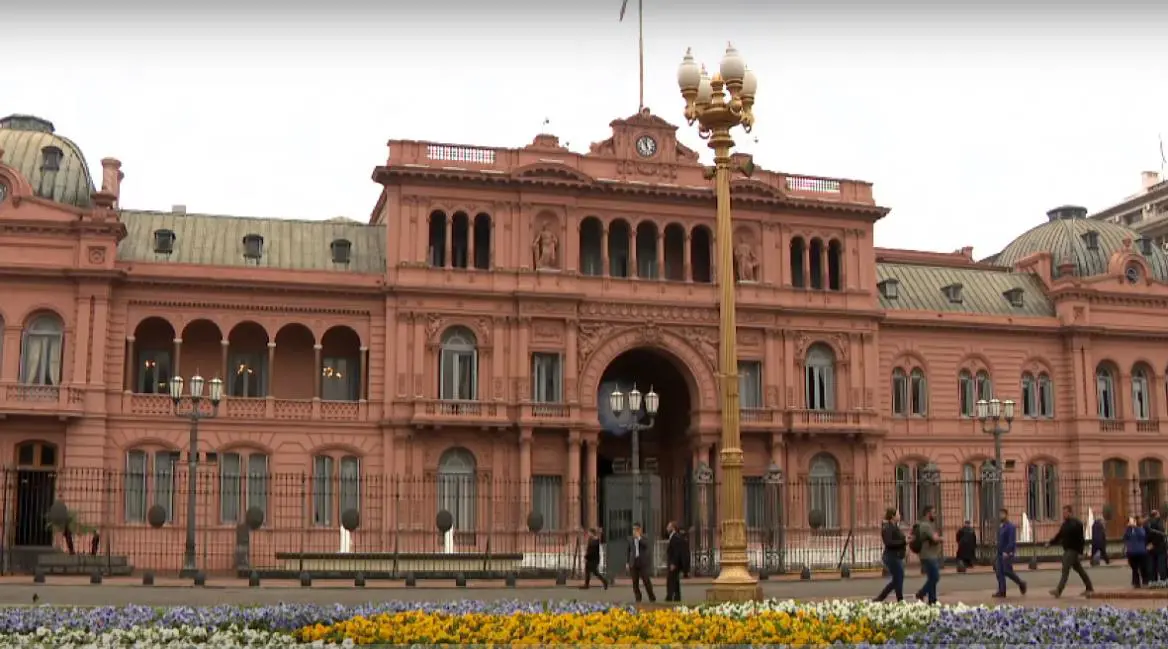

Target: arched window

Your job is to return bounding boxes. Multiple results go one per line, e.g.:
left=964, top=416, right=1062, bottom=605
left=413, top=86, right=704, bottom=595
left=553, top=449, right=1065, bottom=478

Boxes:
left=961, top=463, right=977, bottom=523
left=450, top=212, right=470, bottom=268
left=809, top=238, right=825, bottom=289
left=607, top=219, right=631, bottom=278
left=1132, top=367, right=1152, bottom=421
left=808, top=453, right=839, bottom=529
left=427, top=211, right=447, bottom=267
left=975, top=371, right=993, bottom=402
left=1096, top=364, right=1117, bottom=420
left=805, top=344, right=835, bottom=410
left=826, top=239, right=843, bottom=290
left=439, top=327, right=477, bottom=400
left=1026, top=462, right=1058, bottom=521
left=891, top=369, right=907, bottom=416
left=1037, top=373, right=1054, bottom=418
left=21, top=314, right=64, bottom=386
left=438, top=447, right=477, bottom=532
left=579, top=217, right=603, bottom=276
left=910, top=369, right=927, bottom=415
left=789, top=237, right=805, bottom=288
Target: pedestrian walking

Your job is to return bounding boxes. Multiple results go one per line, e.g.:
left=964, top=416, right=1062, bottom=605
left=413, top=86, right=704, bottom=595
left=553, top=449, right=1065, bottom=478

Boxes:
left=873, top=507, right=906, bottom=602
left=1124, top=515, right=1149, bottom=588
left=664, top=521, right=685, bottom=601
left=1144, top=510, right=1166, bottom=581
left=580, top=528, right=608, bottom=590
left=911, top=505, right=942, bottom=605
left=956, top=520, right=977, bottom=570
left=992, top=508, right=1027, bottom=598
left=1091, top=517, right=1109, bottom=565
left=1047, top=505, right=1094, bottom=598
left=626, top=523, right=656, bottom=603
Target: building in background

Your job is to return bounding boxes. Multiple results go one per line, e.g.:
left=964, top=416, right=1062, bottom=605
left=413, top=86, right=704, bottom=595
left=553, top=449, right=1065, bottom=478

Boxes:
left=1090, top=170, right=1168, bottom=246
left=2, top=110, right=1168, bottom=575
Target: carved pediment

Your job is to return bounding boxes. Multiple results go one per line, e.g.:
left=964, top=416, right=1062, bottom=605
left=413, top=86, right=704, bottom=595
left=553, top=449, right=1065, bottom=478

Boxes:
left=588, top=137, right=617, bottom=156
left=522, top=134, right=570, bottom=153
left=675, top=141, right=699, bottom=163
left=512, top=163, right=594, bottom=184
left=612, top=109, right=680, bottom=132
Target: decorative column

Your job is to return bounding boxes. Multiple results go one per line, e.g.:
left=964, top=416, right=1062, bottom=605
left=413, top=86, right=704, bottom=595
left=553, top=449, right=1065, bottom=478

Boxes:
left=655, top=229, right=665, bottom=280
left=519, top=428, right=532, bottom=524
left=266, top=342, right=276, bottom=397
left=313, top=344, right=323, bottom=399
left=444, top=218, right=453, bottom=267
left=359, top=346, right=369, bottom=400
left=819, top=247, right=829, bottom=289
left=219, top=340, right=229, bottom=385
left=124, top=336, right=135, bottom=392
left=629, top=225, right=638, bottom=278
left=683, top=231, right=692, bottom=281
left=801, top=243, right=811, bottom=289
left=568, top=431, right=581, bottom=530
left=600, top=223, right=609, bottom=276
left=585, top=438, right=598, bottom=530
left=565, top=320, right=578, bottom=403
left=172, top=337, right=183, bottom=379
left=468, top=227, right=476, bottom=270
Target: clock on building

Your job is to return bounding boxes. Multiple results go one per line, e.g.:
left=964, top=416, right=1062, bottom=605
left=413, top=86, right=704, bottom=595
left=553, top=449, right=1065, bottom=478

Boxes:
left=635, top=135, right=658, bottom=158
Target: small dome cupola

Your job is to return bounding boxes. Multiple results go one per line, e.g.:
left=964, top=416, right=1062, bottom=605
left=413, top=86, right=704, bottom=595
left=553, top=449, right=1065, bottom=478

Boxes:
left=0, top=114, right=55, bottom=134
left=1046, top=205, right=1088, bottom=221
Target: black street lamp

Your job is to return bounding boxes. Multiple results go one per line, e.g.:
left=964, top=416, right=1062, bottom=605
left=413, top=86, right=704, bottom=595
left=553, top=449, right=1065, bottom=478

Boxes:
left=609, top=385, right=660, bottom=529
left=976, top=397, right=1016, bottom=528
left=169, top=374, right=224, bottom=577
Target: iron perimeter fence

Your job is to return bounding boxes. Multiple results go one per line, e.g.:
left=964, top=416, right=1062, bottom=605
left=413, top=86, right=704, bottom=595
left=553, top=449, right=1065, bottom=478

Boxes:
left=0, top=466, right=1157, bottom=577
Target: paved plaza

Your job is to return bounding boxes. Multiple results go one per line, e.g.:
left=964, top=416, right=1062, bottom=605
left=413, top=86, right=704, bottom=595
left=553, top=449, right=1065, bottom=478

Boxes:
left=0, top=564, right=1155, bottom=608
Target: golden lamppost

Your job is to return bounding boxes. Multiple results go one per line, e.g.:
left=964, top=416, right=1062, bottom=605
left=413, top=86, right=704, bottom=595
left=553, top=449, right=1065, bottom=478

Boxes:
left=677, top=44, right=763, bottom=602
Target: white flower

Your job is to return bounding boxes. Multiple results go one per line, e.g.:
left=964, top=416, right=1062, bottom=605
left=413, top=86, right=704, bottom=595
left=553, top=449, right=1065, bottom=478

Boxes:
left=0, top=624, right=300, bottom=648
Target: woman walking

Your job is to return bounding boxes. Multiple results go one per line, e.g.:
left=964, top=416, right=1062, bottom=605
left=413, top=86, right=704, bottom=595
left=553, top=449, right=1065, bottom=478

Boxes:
left=1124, top=515, right=1149, bottom=588
left=874, top=508, right=907, bottom=602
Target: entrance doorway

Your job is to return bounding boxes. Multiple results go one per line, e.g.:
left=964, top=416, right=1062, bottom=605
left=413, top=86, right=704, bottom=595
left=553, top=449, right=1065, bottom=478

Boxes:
left=13, top=442, right=58, bottom=546
left=595, top=347, right=695, bottom=574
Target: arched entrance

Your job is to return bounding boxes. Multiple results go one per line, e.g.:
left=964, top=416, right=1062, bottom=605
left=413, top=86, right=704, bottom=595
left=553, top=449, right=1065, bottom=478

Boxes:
left=13, top=441, right=58, bottom=547
left=595, top=347, right=695, bottom=569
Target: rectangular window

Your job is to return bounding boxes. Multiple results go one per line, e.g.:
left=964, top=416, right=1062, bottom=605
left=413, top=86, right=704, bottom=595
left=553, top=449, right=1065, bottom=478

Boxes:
left=531, top=353, right=563, bottom=403
left=1038, top=376, right=1054, bottom=417
left=247, top=453, right=269, bottom=522
left=1097, top=375, right=1114, bottom=419
left=322, top=356, right=359, bottom=401
left=1021, top=377, right=1035, bottom=417
left=220, top=452, right=243, bottom=523
left=228, top=352, right=267, bottom=397
left=440, top=349, right=477, bottom=400
left=891, top=372, right=907, bottom=415
left=738, top=361, right=763, bottom=409
left=124, top=451, right=147, bottom=523
left=744, top=476, right=766, bottom=528
left=137, top=349, right=172, bottom=394
left=340, top=456, right=361, bottom=516
left=910, top=371, right=927, bottom=415
left=959, top=376, right=975, bottom=416
left=153, top=450, right=178, bottom=523
left=313, top=455, right=334, bottom=526
left=532, top=475, right=562, bottom=531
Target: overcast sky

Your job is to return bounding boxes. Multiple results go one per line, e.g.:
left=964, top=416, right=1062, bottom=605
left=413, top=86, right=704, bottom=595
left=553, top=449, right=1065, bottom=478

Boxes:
left=4, top=0, right=1167, bottom=257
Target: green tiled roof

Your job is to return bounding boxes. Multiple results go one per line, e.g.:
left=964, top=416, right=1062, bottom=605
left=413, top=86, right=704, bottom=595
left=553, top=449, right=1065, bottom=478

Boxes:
left=117, top=210, right=386, bottom=273
left=876, top=262, right=1054, bottom=317
left=992, top=207, right=1168, bottom=280
left=0, top=115, right=95, bottom=208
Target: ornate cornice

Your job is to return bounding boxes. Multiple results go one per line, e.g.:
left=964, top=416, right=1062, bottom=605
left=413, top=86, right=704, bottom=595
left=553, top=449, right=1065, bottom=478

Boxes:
left=127, top=298, right=371, bottom=317
left=374, top=167, right=887, bottom=220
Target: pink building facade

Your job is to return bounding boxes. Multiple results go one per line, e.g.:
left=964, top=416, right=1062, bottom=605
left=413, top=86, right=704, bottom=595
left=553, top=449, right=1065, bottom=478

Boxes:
left=1, top=110, right=1165, bottom=573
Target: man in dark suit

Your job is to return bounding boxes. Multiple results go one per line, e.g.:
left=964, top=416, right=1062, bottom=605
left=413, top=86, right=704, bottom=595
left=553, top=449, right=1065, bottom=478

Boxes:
left=626, top=522, right=656, bottom=603
left=1145, top=510, right=1166, bottom=581
left=1047, top=504, right=1094, bottom=598
left=664, top=521, right=685, bottom=601
left=581, top=528, right=608, bottom=589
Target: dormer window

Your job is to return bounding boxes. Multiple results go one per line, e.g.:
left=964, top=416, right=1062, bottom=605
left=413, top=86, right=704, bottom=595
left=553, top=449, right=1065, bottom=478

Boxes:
left=1137, top=237, right=1153, bottom=256
left=40, top=146, right=63, bottom=172
left=877, top=279, right=900, bottom=300
left=242, top=234, right=264, bottom=261
left=942, top=283, right=964, bottom=304
left=153, top=229, right=176, bottom=254
left=1080, top=230, right=1099, bottom=251
left=1003, top=288, right=1024, bottom=308
left=330, top=239, right=352, bottom=264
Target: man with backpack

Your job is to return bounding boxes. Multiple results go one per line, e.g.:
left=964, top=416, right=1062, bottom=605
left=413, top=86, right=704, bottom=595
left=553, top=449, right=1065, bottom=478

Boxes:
left=910, top=505, right=942, bottom=604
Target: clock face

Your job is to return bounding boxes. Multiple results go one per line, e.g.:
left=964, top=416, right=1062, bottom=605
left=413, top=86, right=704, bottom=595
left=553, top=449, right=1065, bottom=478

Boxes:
left=635, top=135, right=658, bottom=158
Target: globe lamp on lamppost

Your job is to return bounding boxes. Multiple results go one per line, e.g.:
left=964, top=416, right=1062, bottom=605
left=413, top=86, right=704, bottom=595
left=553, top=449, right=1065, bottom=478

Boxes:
left=169, top=374, right=224, bottom=578
left=609, top=385, right=660, bottom=532
left=677, top=43, right=762, bottom=602
left=976, top=397, right=1015, bottom=544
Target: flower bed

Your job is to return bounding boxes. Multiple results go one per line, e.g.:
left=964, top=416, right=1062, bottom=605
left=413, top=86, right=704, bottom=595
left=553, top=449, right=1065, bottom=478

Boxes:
left=0, top=600, right=1166, bottom=646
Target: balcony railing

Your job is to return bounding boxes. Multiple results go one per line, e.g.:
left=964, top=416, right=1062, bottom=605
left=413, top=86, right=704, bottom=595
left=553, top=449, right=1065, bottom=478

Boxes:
left=1137, top=420, right=1161, bottom=433
left=740, top=408, right=776, bottom=426
left=786, top=408, right=876, bottom=434
left=0, top=382, right=86, bottom=416
left=410, top=399, right=506, bottom=427
left=1099, top=419, right=1125, bottom=433
left=525, top=403, right=570, bottom=419
left=123, top=394, right=368, bottom=422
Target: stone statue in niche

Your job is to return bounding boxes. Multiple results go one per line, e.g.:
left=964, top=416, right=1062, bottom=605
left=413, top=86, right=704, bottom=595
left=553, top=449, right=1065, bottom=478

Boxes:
left=734, top=241, right=759, bottom=282
left=532, top=223, right=559, bottom=269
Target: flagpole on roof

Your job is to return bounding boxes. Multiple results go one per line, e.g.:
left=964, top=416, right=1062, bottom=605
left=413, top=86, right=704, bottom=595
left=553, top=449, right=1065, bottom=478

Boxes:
left=619, top=0, right=645, bottom=111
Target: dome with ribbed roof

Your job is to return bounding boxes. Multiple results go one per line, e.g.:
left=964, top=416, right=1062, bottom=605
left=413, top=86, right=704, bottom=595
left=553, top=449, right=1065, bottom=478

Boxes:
left=0, top=114, right=95, bottom=208
left=992, top=205, right=1168, bottom=280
